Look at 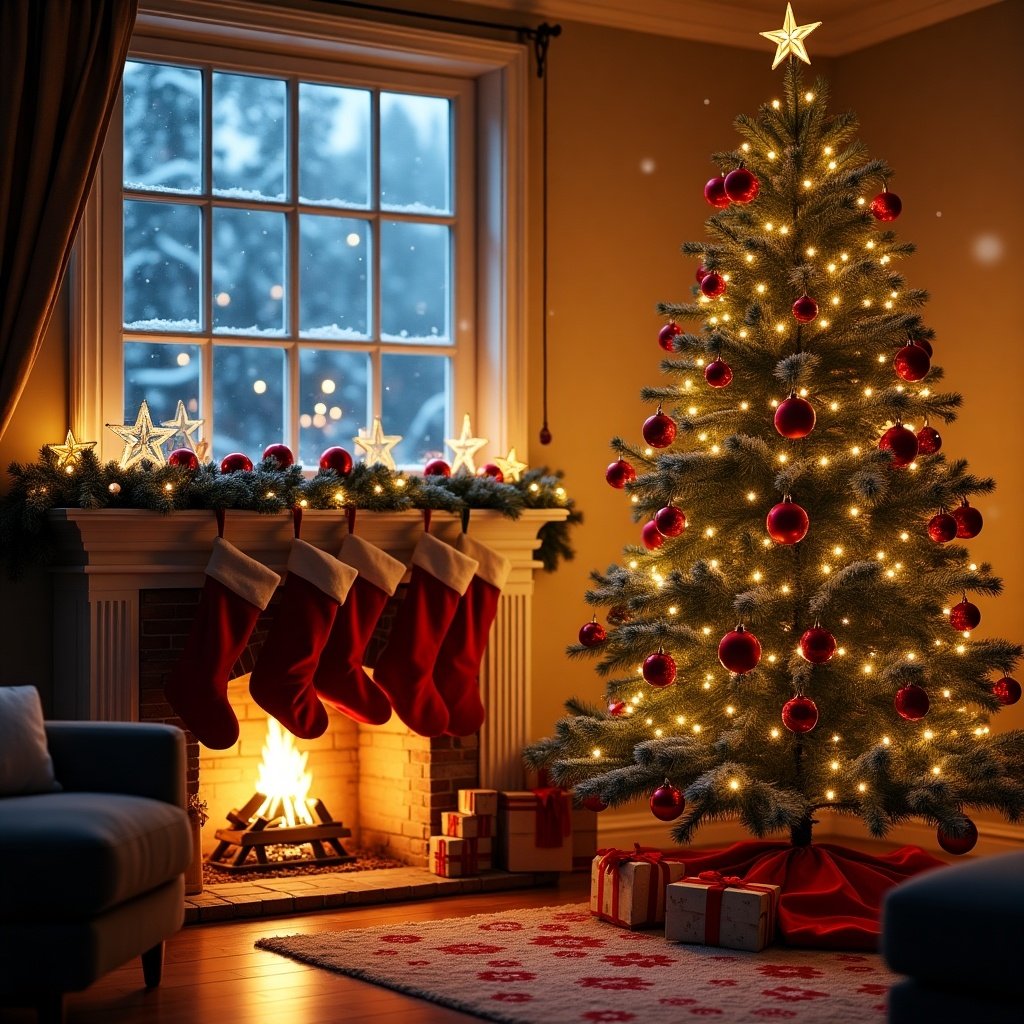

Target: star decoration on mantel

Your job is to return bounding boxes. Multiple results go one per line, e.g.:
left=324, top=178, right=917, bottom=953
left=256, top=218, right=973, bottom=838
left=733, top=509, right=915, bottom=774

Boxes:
left=161, top=400, right=204, bottom=454
left=446, top=413, right=488, bottom=476
left=106, top=400, right=177, bottom=470
left=46, top=429, right=97, bottom=470
left=760, top=3, right=821, bottom=70
left=353, top=416, right=402, bottom=471
left=494, top=447, right=528, bottom=484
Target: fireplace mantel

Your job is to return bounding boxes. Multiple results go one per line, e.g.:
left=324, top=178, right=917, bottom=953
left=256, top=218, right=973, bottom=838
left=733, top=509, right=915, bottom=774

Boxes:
left=47, top=507, right=567, bottom=790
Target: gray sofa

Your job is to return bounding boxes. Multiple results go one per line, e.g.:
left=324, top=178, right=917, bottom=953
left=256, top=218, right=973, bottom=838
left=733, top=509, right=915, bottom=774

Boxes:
left=0, top=721, right=193, bottom=1023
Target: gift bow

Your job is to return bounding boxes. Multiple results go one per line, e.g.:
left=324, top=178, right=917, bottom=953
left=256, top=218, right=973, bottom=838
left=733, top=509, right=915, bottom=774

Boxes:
left=695, top=870, right=744, bottom=888
left=681, top=871, right=778, bottom=946
left=594, top=845, right=685, bottom=927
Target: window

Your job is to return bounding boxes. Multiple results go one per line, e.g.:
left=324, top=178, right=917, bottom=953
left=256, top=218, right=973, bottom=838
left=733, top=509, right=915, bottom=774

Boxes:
left=74, top=1, right=527, bottom=470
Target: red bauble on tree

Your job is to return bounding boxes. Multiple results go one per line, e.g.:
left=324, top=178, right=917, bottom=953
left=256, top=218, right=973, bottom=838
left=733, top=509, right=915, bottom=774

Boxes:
left=643, top=409, right=677, bottom=448
left=582, top=796, right=609, bottom=812
left=641, top=521, right=664, bottom=550
left=916, top=424, right=942, bottom=455
left=879, top=424, right=918, bottom=468
left=478, top=463, right=504, bottom=482
left=774, top=395, right=816, bottom=439
left=782, top=695, right=819, bottom=734
left=893, top=343, right=931, bottom=382
left=262, top=443, right=294, bottom=469
left=220, top=452, right=253, bottom=474
left=927, top=511, right=958, bottom=543
left=724, top=167, right=759, bottom=203
left=659, top=321, right=682, bottom=351
left=895, top=684, right=930, bottom=721
left=605, top=458, right=636, bottom=489
left=799, top=625, right=837, bottom=665
left=792, top=295, right=818, bottom=323
left=699, top=271, right=727, bottom=298
left=718, top=626, right=761, bottom=674
left=952, top=501, right=983, bottom=539
left=424, top=458, right=452, bottom=477
left=578, top=619, right=607, bottom=648
left=704, top=358, right=733, bottom=388
left=937, top=818, right=978, bottom=856
left=993, top=676, right=1022, bottom=706
left=696, top=265, right=709, bottom=284
left=608, top=699, right=627, bottom=717
left=949, top=598, right=981, bottom=632
left=650, top=782, right=686, bottom=821
left=167, top=448, right=199, bottom=470
left=870, top=187, right=902, bottom=221
left=643, top=649, right=677, bottom=688
left=655, top=505, right=687, bottom=537
left=766, top=498, right=810, bottom=545
left=914, top=338, right=933, bottom=357
left=319, top=446, right=353, bottom=475
left=704, top=175, right=729, bottom=208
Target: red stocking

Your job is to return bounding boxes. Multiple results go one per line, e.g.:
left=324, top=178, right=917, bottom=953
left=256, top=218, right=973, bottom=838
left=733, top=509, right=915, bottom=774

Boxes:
left=372, top=533, right=478, bottom=737
left=165, top=537, right=280, bottom=750
left=313, top=534, right=405, bottom=725
left=434, top=533, right=511, bottom=736
left=249, top=539, right=357, bottom=740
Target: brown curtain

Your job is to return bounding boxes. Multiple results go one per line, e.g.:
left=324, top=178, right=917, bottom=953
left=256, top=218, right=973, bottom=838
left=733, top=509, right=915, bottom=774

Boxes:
left=0, top=0, right=138, bottom=441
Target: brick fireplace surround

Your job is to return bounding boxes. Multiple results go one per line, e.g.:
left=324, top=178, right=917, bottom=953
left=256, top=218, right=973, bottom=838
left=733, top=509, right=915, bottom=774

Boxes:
left=47, top=509, right=566, bottom=873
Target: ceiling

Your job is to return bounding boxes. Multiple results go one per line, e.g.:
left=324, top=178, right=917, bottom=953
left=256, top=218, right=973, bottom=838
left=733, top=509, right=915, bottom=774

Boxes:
left=452, top=0, right=1005, bottom=55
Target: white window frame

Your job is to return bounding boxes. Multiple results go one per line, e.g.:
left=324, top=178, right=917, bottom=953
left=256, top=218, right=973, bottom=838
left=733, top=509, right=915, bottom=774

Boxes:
left=72, top=0, right=528, bottom=465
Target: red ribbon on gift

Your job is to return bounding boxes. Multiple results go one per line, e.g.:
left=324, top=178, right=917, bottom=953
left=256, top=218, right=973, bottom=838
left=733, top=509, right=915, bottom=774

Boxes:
left=681, top=870, right=778, bottom=946
left=445, top=813, right=493, bottom=839
left=595, top=844, right=684, bottom=927
left=532, top=787, right=571, bottom=848
left=434, top=838, right=479, bottom=876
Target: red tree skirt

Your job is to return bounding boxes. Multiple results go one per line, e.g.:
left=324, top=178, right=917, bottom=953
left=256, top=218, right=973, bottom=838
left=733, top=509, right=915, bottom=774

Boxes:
left=678, top=840, right=946, bottom=950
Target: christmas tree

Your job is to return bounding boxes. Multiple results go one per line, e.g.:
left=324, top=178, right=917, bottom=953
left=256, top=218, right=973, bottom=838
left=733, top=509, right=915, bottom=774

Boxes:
left=526, top=50, right=1024, bottom=856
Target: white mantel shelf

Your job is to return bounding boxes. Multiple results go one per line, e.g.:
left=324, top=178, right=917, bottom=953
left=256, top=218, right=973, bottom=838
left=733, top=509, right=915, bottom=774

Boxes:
left=47, top=507, right=568, bottom=790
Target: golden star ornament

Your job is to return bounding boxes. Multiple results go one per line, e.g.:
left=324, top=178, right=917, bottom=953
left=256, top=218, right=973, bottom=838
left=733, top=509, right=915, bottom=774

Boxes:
left=106, top=400, right=177, bottom=469
left=445, top=413, right=488, bottom=476
left=494, top=447, right=528, bottom=484
left=161, top=400, right=204, bottom=454
left=47, top=429, right=97, bottom=470
left=353, top=416, right=402, bottom=471
left=760, top=4, right=821, bottom=70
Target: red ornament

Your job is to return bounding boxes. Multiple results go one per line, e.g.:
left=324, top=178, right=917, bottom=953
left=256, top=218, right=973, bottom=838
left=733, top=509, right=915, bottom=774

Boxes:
left=643, top=650, right=677, bottom=688
left=782, top=695, right=819, bottom=734
left=650, top=782, right=686, bottom=821
left=949, top=599, right=981, bottom=632
left=582, top=796, right=608, bottom=812
left=871, top=188, right=902, bottom=221
left=937, top=819, right=978, bottom=856
left=718, top=626, right=761, bottom=675
left=608, top=605, right=632, bottom=625
left=539, top=425, right=552, bottom=445
left=799, top=626, right=836, bottom=665
left=704, top=358, right=733, bottom=388
left=927, top=511, right=958, bottom=543
left=578, top=620, right=607, bottom=647
left=699, top=272, right=727, bottom=298
left=642, top=410, right=677, bottom=448
left=479, top=463, right=504, bottom=482
left=774, top=396, right=816, bottom=439
left=914, top=338, right=934, bottom=358
left=262, top=443, right=294, bottom=469
left=424, top=458, right=452, bottom=477
left=608, top=699, right=627, bottom=717
left=916, top=425, right=942, bottom=455
left=792, top=295, right=818, bottom=323
left=703, top=175, right=729, bottom=209
left=319, top=446, right=353, bottom=475
left=766, top=498, right=810, bottom=545
left=696, top=265, right=709, bottom=284
left=655, top=505, right=687, bottom=537
left=879, top=424, right=918, bottom=468
left=659, top=321, right=682, bottom=351
left=167, top=448, right=199, bottom=470
left=993, top=676, right=1022, bottom=706
left=894, top=343, right=931, bottom=382
left=894, top=684, right=930, bottom=721
left=724, top=167, right=759, bottom=203
left=641, top=521, right=664, bottom=550
left=952, top=502, right=983, bottom=539
left=605, top=458, right=637, bottom=489
left=220, top=452, right=253, bottom=474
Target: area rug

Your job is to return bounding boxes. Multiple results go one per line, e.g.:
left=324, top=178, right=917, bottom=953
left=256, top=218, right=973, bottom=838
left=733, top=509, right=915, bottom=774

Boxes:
left=256, top=903, right=896, bottom=1022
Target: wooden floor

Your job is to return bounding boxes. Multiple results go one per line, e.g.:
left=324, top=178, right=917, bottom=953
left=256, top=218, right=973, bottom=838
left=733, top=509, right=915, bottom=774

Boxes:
left=0, top=875, right=591, bottom=1024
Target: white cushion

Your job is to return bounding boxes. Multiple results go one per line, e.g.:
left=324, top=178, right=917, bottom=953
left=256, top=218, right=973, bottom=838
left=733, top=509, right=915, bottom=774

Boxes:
left=0, top=686, right=60, bottom=796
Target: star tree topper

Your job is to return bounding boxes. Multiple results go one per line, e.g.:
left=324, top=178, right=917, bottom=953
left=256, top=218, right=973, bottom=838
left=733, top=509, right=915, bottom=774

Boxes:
left=760, top=3, right=821, bottom=70
left=446, top=413, right=488, bottom=476
left=106, top=400, right=177, bottom=469
left=161, top=400, right=204, bottom=454
left=47, top=429, right=96, bottom=470
left=353, top=416, right=402, bottom=471
left=494, top=446, right=527, bottom=483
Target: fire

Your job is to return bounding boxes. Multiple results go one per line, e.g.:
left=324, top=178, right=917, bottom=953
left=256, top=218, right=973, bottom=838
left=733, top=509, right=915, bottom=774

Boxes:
left=253, top=719, right=314, bottom=827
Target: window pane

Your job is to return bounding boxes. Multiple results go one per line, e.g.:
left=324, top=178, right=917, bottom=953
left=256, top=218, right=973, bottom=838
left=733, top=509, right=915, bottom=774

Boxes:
left=298, top=215, right=370, bottom=339
left=123, top=343, right=201, bottom=446
left=124, top=200, right=201, bottom=331
left=212, top=72, right=286, bottom=201
left=380, top=221, right=450, bottom=342
left=212, top=208, right=286, bottom=335
left=123, top=61, right=201, bottom=194
left=380, top=93, right=451, bottom=214
left=299, top=83, right=370, bottom=208
left=212, top=345, right=286, bottom=459
left=382, top=353, right=449, bottom=466
left=298, top=349, right=370, bottom=467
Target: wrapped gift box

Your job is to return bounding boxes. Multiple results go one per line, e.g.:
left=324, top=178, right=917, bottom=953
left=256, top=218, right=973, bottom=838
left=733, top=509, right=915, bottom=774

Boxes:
left=665, top=872, right=781, bottom=951
left=498, top=790, right=573, bottom=872
left=477, top=836, right=493, bottom=870
left=429, top=836, right=479, bottom=878
left=458, top=789, right=498, bottom=817
left=590, top=847, right=688, bottom=929
left=441, top=811, right=493, bottom=839
left=572, top=807, right=598, bottom=871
